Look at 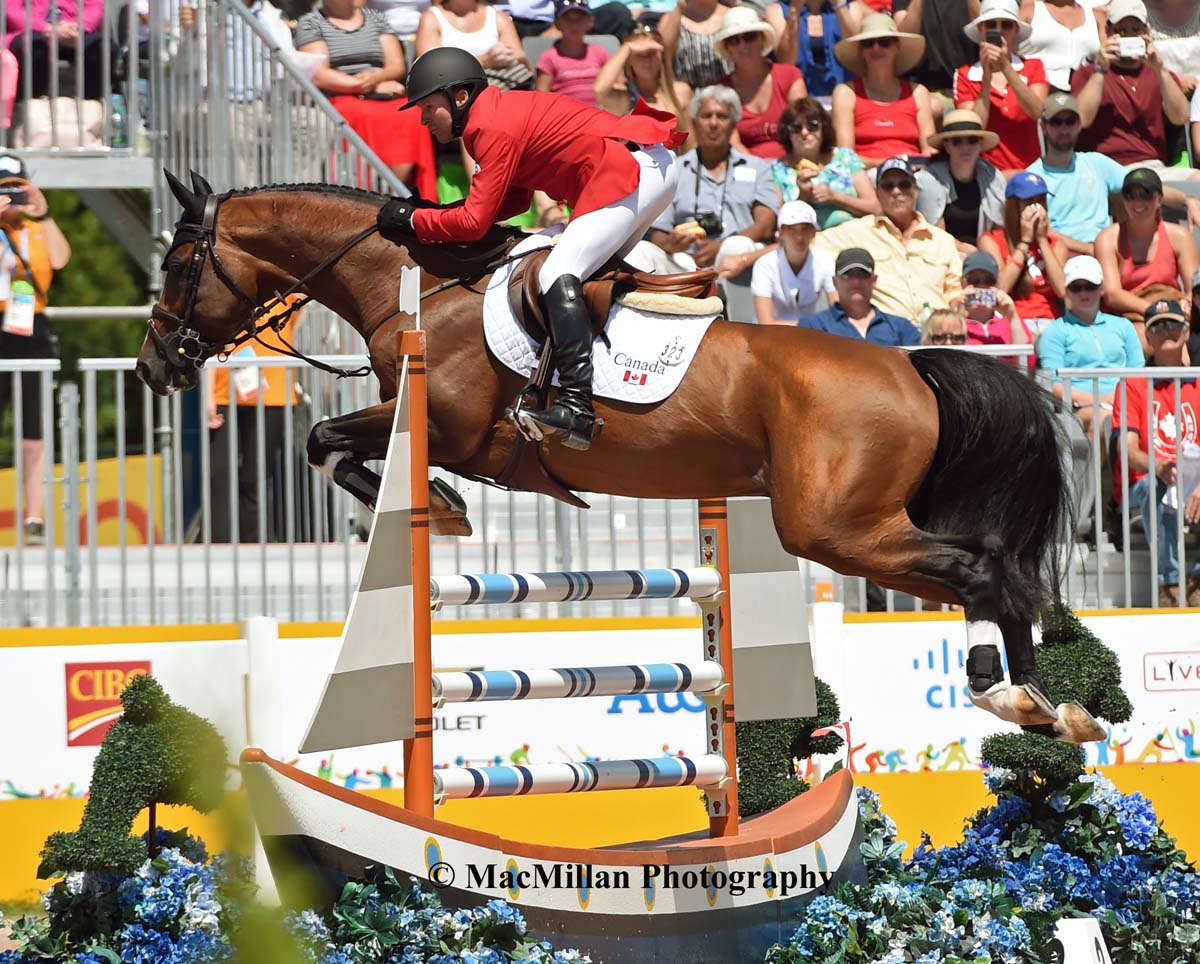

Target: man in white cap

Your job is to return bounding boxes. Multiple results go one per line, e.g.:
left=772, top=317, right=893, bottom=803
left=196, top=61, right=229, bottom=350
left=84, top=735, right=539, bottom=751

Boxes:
left=1071, top=0, right=1194, bottom=179
left=750, top=201, right=835, bottom=325
left=1036, top=254, right=1145, bottom=432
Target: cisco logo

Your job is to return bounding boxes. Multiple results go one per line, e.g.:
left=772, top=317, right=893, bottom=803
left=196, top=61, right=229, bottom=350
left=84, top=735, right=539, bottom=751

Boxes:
left=913, top=638, right=1005, bottom=710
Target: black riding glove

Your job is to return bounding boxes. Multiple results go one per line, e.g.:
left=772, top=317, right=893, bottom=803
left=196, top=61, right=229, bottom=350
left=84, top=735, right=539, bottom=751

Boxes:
left=377, top=197, right=416, bottom=243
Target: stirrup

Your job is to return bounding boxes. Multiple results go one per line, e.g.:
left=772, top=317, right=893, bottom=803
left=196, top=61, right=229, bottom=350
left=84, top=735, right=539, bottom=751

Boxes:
left=507, top=386, right=545, bottom=444
left=522, top=404, right=599, bottom=451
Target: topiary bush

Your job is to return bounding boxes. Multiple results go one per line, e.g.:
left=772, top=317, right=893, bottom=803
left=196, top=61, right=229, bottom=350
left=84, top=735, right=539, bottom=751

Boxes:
left=736, top=678, right=843, bottom=818
left=39, top=675, right=229, bottom=877
left=1036, top=605, right=1134, bottom=726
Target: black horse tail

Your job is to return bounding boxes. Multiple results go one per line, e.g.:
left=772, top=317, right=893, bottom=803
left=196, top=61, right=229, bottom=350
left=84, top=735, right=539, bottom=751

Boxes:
left=905, top=349, right=1072, bottom=621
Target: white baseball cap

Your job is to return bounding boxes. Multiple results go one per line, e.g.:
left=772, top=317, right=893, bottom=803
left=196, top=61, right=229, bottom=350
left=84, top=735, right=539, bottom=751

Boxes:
left=778, top=200, right=817, bottom=228
left=1063, top=256, right=1104, bottom=287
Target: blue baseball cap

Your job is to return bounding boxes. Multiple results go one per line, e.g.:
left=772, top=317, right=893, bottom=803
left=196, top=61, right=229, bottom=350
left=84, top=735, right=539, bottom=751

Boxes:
left=554, top=0, right=592, bottom=14
left=1006, top=171, right=1048, bottom=200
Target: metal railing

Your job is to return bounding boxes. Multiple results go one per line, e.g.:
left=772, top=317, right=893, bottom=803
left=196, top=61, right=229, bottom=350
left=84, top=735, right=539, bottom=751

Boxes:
left=16, top=346, right=1184, bottom=626
left=1059, top=366, right=1200, bottom=610
left=154, top=0, right=407, bottom=244
left=2, top=354, right=704, bottom=627
left=0, top=0, right=150, bottom=152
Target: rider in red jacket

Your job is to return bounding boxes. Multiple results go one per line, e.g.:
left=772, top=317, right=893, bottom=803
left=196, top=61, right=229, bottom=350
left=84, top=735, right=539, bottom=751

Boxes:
left=377, top=47, right=685, bottom=451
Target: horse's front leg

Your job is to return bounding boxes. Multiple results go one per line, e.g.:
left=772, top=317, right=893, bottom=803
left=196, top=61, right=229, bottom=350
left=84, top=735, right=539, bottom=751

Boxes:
left=305, top=401, right=473, bottom=536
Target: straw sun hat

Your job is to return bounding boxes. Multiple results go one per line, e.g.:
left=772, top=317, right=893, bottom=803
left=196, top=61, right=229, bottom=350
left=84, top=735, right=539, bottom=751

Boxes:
left=713, top=6, right=777, bottom=61
left=833, top=13, right=925, bottom=76
left=927, top=109, right=1000, bottom=152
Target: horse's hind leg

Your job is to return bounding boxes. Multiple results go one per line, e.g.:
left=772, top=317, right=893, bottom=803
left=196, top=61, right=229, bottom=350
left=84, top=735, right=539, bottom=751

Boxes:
left=787, top=513, right=1061, bottom=729
left=305, top=400, right=472, bottom=536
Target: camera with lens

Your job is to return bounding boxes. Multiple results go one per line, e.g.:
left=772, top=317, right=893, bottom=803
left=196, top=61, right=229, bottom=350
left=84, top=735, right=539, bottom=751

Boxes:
left=696, top=211, right=723, bottom=236
left=967, top=288, right=996, bottom=308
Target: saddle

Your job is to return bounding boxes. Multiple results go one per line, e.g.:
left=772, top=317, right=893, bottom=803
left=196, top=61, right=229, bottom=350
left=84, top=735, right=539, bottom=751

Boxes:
left=506, top=247, right=719, bottom=341
left=494, top=247, right=722, bottom=513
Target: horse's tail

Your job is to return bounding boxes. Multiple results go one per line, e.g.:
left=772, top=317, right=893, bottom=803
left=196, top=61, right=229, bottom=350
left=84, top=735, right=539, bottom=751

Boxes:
left=905, top=349, right=1072, bottom=621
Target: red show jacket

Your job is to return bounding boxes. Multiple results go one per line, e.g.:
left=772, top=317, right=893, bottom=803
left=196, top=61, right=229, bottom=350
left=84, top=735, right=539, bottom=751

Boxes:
left=412, top=87, right=686, bottom=243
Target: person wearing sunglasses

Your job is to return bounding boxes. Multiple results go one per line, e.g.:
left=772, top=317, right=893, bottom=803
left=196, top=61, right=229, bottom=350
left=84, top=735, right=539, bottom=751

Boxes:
left=1026, top=91, right=1200, bottom=257
left=829, top=13, right=933, bottom=169
left=1036, top=254, right=1145, bottom=433
left=769, top=97, right=877, bottom=229
left=1095, top=167, right=1198, bottom=356
left=951, top=249, right=1033, bottom=367
left=920, top=308, right=969, bottom=345
left=713, top=6, right=808, bottom=159
left=953, top=0, right=1048, bottom=173
left=1071, top=0, right=1192, bottom=179
left=924, top=108, right=1006, bottom=253
left=1111, top=299, right=1200, bottom=606
left=813, top=155, right=963, bottom=322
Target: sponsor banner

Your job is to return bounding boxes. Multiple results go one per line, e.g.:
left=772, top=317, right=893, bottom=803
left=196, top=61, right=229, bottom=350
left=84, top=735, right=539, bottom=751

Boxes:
left=0, top=455, right=162, bottom=547
left=2, top=614, right=1198, bottom=798
left=65, top=661, right=152, bottom=746
left=814, top=610, right=1200, bottom=774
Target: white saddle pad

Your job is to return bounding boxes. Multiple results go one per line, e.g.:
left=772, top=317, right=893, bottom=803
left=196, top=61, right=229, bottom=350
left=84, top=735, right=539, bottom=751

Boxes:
left=482, top=233, right=720, bottom=406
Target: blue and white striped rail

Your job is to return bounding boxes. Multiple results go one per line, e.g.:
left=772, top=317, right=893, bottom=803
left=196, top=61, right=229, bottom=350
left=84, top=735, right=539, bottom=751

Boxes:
left=433, top=754, right=729, bottom=800
left=430, top=567, right=721, bottom=607
left=433, top=662, right=724, bottom=705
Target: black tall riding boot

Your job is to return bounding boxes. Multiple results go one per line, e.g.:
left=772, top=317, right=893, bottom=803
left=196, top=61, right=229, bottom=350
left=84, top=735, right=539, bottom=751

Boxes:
left=525, top=274, right=597, bottom=450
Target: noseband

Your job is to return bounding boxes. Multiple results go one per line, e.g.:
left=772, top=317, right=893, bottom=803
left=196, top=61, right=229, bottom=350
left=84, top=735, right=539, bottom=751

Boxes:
left=147, top=193, right=379, bottom=376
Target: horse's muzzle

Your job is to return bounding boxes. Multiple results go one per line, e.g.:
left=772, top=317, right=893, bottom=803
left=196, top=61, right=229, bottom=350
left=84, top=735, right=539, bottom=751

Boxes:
left=135, top=340, right=194, bottom=395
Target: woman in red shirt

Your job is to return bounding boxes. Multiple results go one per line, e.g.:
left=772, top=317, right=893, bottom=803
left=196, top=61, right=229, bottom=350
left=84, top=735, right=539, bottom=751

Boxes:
left=953, top=0, right=1048, bottom=173
left=1094, top=167, right=1198, bottom=355
left=977, top=171, right=1068, bottom=338
left=715, top=6, right=807, bottom=159
left=830, top=13, right=933, bottom=166
left=377, top=48, right=687, bottom=451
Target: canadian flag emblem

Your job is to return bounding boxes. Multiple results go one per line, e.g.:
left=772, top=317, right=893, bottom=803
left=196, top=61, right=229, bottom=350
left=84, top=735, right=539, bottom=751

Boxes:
left=624, top=371, right=648, bottom=385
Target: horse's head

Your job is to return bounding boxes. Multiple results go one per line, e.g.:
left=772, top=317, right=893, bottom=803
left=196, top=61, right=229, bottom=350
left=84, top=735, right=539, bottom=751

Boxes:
left=136, top=170, right=265, bottom=395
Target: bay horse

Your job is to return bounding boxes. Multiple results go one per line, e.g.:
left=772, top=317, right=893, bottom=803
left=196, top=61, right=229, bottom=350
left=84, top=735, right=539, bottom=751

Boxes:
left=135, top=173, right=1103, bottom=744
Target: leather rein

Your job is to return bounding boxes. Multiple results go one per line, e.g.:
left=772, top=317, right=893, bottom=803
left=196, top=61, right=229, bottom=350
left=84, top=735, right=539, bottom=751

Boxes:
left=146, top=193, right=520, bottom=379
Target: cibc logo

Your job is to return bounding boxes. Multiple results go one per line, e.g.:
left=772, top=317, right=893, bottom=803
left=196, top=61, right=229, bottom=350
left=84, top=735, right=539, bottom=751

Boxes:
left=912, top=638, right=1000, bottom=710
left=65, top=662, right=150, bottom=746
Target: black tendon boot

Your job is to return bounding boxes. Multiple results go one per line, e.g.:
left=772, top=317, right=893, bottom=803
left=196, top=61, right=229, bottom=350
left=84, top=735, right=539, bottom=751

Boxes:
left=525, top=275, right=597, bottom=450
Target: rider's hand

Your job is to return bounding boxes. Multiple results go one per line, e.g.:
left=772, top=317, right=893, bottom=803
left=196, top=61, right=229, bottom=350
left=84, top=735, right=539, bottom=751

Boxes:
left=377, top=197, right=416, bottom=243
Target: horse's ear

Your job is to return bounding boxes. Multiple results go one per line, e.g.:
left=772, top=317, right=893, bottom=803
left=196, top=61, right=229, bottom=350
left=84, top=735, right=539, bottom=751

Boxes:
left=164, top=169, right=204, bottom=224
left=189, top=169, right=214, bottom=197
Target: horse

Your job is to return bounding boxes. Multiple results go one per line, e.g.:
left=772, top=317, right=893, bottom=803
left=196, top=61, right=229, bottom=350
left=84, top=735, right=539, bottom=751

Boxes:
left=134, top=172, right=1104, bottom=745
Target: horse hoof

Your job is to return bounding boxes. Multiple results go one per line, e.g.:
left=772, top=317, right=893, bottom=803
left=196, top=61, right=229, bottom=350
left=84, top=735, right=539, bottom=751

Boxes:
left=431, top=515, right=473, bottom=537
left=968, top=681, right=1059, bottom=726
left=1010, top=683, right=1060, bottom=725
left=1053, top=701, right=1107, bottom=744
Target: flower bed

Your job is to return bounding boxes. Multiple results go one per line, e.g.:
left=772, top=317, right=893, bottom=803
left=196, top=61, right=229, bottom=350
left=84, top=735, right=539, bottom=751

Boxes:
left=768, top=767, right=1200, bottom=964
left=0, top=829, right=589, bottom=964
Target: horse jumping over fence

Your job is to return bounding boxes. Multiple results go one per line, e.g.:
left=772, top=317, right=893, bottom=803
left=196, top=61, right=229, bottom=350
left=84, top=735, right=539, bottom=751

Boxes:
left=135, top=173, right=1103, bottom=745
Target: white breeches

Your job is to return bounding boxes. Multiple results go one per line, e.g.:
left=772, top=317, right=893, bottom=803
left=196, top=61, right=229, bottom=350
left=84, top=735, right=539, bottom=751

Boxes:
left=537, top=142, right=679, bottom=292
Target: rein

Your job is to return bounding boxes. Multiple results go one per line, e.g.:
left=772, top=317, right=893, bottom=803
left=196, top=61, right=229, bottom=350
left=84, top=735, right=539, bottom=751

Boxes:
left=150, top=192, right=527, bottom=379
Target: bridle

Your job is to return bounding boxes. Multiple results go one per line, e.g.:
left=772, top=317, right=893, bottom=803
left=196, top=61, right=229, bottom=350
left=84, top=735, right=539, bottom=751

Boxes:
left=147, top=193, right=379, bottom=378
left=146, top=190, right=530, bottom=379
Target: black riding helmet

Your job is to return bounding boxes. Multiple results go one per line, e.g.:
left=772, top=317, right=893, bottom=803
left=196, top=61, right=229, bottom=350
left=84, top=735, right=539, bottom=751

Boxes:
left=400, top=48, right=489, bottom=137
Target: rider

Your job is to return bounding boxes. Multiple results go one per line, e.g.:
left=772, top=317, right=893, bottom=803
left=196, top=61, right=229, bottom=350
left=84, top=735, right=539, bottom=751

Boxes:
left=375, top=47, right=687, bottom=451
